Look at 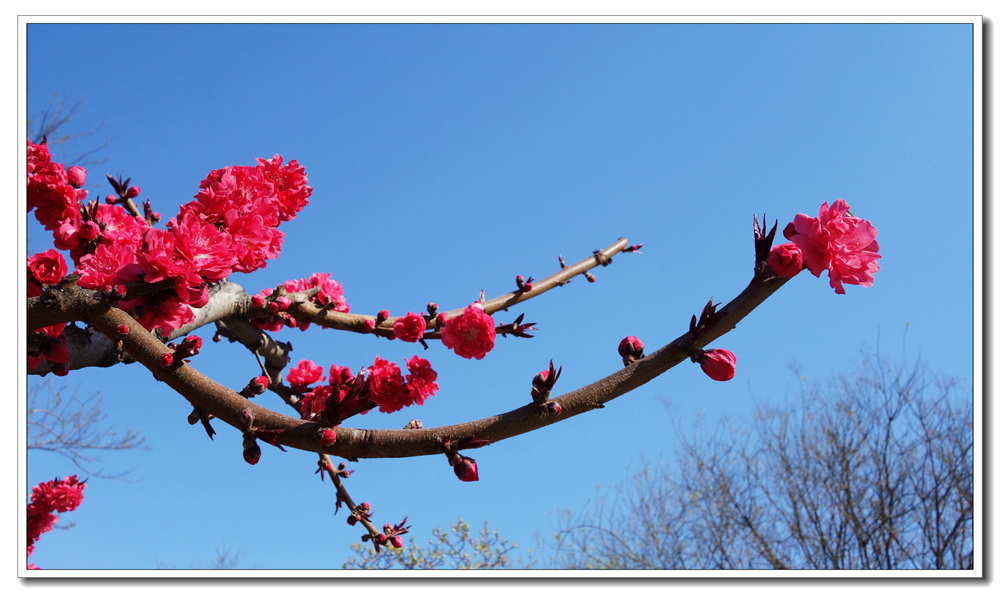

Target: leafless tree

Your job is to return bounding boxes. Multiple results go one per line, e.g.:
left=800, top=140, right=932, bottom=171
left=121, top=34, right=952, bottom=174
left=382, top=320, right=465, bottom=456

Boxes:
left=27, top=379, right=146, bottom=479
left=27, top=94, right=109, bottom=168
left=343, top=519, right=524, bottom=569
left=550, top=353, right=974, bottom=570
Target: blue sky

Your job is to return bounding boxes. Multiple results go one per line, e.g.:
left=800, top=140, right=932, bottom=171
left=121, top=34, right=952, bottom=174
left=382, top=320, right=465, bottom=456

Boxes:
left=22, top=21, right=977, bottom=571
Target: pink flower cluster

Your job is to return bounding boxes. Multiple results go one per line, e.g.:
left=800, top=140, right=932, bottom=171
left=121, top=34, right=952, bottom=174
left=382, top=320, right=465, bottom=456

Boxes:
left=440, top=303, right=496, bottom=360
left=27, top=475, right=86, bottom=569
left=292, top=355, right=439, bottom=418
left=27, top=139, right=312, bottom=335
left=767, top=200, right=881, bottom=294
left=252, top=273, right=350, bottom=332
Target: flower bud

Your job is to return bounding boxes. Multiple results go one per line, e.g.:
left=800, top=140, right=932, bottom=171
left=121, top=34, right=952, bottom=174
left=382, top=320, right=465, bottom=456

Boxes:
left=159, top=352, right=174, bottom=368
left=66, top=166, right=86, bottom=188
left=453, top=456, right=479, bottom=482
left=362, top=319, right=376, bottom=332
left=243, top=434, right=261, bottom=465
left=125, top=186, right=141, bottom=199
left=390, top=536, right=404, bottom=549
left=318, top=428, right=337, bottom=445
left=618, top=336, right=644, bottom=366
left=276, top=296, right=291, bottom=310
left=247, top=375, right=268, bottom=396
left=115, top=324, right=129, bottom=337
left=105, top=195, right=118, bottom=204
left=544, top=400, right=563, bottom=416
left=377, top=310, right=390, bottom=324
left=699, top=349, right=737, bottom=381
left=767, top=243, right=804, bottom=278
left=251, top=294, right=266, bottom=308
left=79, top=221, right=101, bottom=241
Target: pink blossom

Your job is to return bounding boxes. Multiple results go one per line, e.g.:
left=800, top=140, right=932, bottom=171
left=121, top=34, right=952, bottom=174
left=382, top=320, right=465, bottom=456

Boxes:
left=393, top=312, right=427, bottom=342
left=404, top=356, right=439, bottom=407
left=700, top=349, right=737, bottom=382
left=299, top=384, right=334, bottom=421
left=27, top=475, right=86, bottom=567
left=27, top=249, right=68, bottom=288
left=93, top=204, right=148, bottom=249
left=767, top=242, right=804, bottom=278
left=76, top=243, right=138, bottom=289
left=618, top=335, right=644, bottom=366
left=367, top=357, right=407, bottom=413
left=170, top=214, right=237, bottom=282
left=441, top=303, right=496, bottom=360
left=788, top=200, right=881, bottom=294
left=287, top=359, right=324, bottom=389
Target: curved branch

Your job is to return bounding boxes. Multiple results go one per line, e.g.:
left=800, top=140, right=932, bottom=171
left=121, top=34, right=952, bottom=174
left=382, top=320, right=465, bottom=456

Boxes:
left=78, top=270, right=789, bottom=461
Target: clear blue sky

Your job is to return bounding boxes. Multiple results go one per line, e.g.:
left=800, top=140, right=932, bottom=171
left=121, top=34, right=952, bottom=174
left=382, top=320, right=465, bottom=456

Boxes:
left=23, top=21, right=976, bottom=570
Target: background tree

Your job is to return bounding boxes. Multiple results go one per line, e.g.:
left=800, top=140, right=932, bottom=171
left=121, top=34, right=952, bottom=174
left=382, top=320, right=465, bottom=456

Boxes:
left=27, top=379, right=145, bottom=479
left=549, top=351, right=973, bottom=570
left=342, top=519, right=525, bottom=569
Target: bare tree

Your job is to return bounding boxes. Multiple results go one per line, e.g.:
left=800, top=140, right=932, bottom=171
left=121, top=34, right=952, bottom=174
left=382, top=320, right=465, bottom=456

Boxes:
left=342, top=519, right=525, bottom=569
left=27, top=379, right=146, bottom=479
left=550, top=352, right=973, bottom=570
left=27, top=94, right=109, bottom=168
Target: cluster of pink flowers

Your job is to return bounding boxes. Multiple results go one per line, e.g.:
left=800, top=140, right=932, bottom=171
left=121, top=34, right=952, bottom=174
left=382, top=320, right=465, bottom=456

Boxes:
left=26, top=475, right=86, bottom=569
left=27, top=139, right=312, bottom=336
left=439, top=303, right=496, bottom=360
left=767, top=199, right=881, bottom=294
left=252, top=273, right=350, bottom=332
left=291, top=355, right=439, bottom=418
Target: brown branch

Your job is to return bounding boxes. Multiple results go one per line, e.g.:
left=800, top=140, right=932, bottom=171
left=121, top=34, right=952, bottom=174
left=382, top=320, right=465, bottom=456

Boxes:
left=76, top=268, right=789, bottom=462
left=281, top=238, right=632, bottom=338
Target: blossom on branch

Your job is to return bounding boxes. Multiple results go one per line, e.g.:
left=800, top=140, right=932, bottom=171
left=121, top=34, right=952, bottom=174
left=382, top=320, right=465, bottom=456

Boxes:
left=27, top=249, right=68, bottom=297
left=698, top=349, right=737, bottom=382
left=767, top=242, right=804, bottom=278
left=27, top=475, right=86, bottom=568
left=393, top=312, right=427, bottom=342
left=786, top=199, right=881, bottom=294
left=440, top=303, right=496, bottom=360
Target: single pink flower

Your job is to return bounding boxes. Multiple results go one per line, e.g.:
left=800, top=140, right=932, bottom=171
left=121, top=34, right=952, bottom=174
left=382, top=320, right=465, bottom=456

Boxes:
left=700, top=349, right=737, bottom=382
left=767, top=242, right=804, bottom=278
left=404, top=356, right=439, bottom=407
left=441, top=303, right=496, bottom=360
left=393, top=312, right=427, bottom=342
left=789, top=200, right=881, bottom=294
left=27, top=249, right=68, bottom=287
left=66, top=166, right=87, bottom=188
left=287, top=359, right=325, bottom=389
left=367, top=357, right=408, bottom=413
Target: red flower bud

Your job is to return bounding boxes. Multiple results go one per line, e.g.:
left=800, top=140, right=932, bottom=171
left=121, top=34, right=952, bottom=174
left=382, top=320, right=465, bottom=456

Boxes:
left=318, top=428, right=337, bottom=445
left=362, top=319, right=376, bottom=332
left=453, top=456, right=479, bottom=482
left=66, top=166, right=86, bottom=188
left=115, top=324, right=129, bottom=337
left=125, top=186, right=141, bottom=199
left=618, top=336, right=645, bottom=366
left=276, top=296, right=291, bottom=310
left=544, top=400, right=563, bottom=416
left=243, top=444, right=261, bottom=465
left=699, top=349, right=737, bottom=381
left=767, top=243, right=804, bottom=278
left=390, top=536, right=404, bottom=549
left=79, top=221, right=101, bottom=241
left=251, top=294, right=266, bottom=308
left=159, top=352, right=174, bottom=368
